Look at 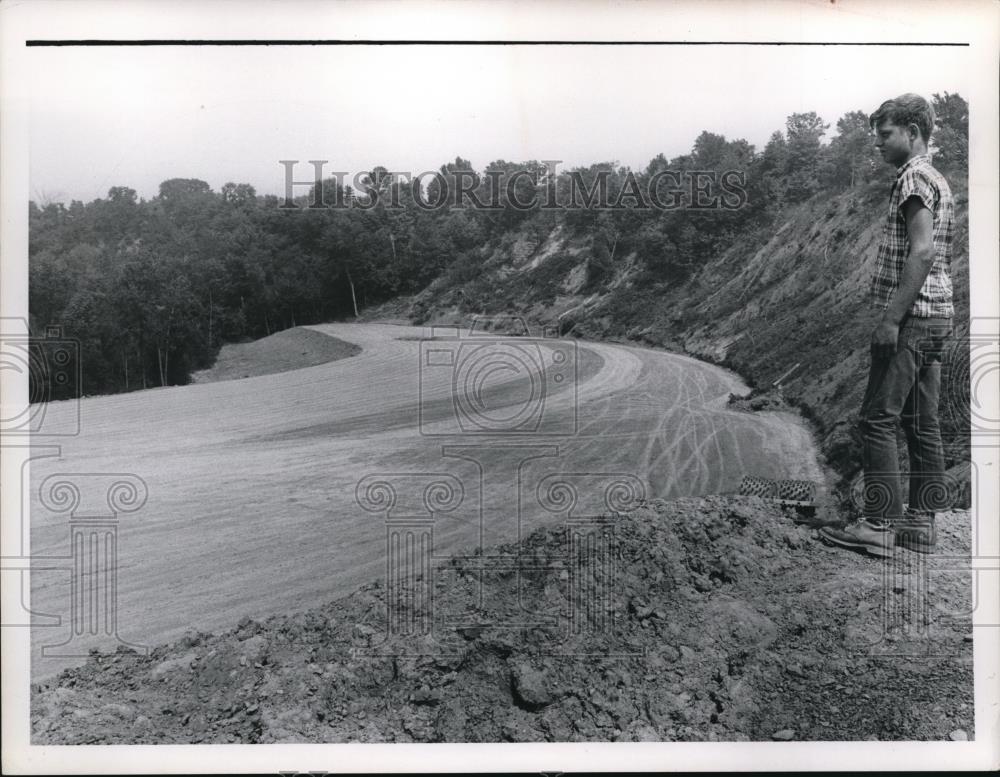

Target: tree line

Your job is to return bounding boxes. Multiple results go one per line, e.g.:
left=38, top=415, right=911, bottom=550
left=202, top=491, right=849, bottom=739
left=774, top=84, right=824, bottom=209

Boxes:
left=29, top=93, right=967, bottom=397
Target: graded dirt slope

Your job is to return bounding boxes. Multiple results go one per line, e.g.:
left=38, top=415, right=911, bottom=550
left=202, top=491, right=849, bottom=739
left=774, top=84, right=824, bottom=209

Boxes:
left=32, top=496, right=974, bottom=743
left=29, top=324, right=823, bottom=683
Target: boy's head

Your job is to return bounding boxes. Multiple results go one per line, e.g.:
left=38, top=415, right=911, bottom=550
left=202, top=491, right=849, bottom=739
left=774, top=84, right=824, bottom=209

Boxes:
left=870, top=93, right=936, bottom=166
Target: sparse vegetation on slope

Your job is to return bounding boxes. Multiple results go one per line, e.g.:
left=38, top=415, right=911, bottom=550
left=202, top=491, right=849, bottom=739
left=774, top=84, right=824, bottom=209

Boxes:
left=387, top=176, right=969, bottom=499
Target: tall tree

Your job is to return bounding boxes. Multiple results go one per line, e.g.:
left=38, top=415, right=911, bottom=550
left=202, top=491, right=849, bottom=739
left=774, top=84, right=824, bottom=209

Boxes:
left=784, top=112, right=829, bottom=202
left=824, top=110, right=880, bottom=188
left=931, top=92, right=968, bottom=175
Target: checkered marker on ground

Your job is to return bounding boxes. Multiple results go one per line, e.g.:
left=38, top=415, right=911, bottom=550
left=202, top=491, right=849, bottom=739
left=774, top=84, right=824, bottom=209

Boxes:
left=739, top=474, right=779, bottom=499
left=776, top=479, right=817, bottom=503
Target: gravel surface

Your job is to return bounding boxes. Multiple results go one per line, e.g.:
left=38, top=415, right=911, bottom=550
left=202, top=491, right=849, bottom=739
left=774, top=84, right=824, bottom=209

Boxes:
left=32, top=496, right=973, bottom=743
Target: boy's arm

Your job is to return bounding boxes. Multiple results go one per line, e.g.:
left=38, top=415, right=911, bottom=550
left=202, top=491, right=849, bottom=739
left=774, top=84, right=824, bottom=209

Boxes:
left=871, top=196, right=936, bottom=358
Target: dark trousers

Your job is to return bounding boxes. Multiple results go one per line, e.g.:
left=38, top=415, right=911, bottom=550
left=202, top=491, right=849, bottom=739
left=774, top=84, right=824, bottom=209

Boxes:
left=859, top=316, right=953, bottom=524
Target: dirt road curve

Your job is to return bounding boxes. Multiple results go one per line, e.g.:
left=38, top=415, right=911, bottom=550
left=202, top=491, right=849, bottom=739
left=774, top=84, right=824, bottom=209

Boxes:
left=27, top=324, right=823, bottom=681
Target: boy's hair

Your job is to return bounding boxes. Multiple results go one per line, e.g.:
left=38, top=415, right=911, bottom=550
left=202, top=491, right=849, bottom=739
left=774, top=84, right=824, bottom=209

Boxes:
left=869, top=93, right=936, bottom=141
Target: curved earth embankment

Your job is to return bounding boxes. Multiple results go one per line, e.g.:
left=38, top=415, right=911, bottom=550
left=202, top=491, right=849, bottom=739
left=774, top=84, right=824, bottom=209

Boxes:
left=29, top=323, right=824, bottom=682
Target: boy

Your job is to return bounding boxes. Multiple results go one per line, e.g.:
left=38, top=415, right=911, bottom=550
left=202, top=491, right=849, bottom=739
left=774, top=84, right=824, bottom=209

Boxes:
left=820, top=93, right=955, bottom=558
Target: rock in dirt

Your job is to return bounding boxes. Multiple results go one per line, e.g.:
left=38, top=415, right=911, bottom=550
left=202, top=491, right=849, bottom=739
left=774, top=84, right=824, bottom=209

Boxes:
left=457, top=625, right=485, bottom=640
left=949, top=729, right=968, bottom=741
left=150, top=651, right=197, bottom=678
left=99, top=702, right=136, bottom=722
left=237, top=635, right=269, bottom=663
left=50, top=687, right=78, bottom=705
left=501, top=718, right=546, bottom=742
left=705, top=596, right=778, bottom=651
left=771, top=728, right=796, bottom=741
left=510, top=662, right=554, bottom=710
left=410, top=687, right=441, bottom=706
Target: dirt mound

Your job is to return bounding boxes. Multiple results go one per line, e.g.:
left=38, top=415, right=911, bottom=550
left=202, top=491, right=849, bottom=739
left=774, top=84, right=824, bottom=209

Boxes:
left=191, top=327, right=360, bottom=383
left=32, top=496, right=973, bottom=744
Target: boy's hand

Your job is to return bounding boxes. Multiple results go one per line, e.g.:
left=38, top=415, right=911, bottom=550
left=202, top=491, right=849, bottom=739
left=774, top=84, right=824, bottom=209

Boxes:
left=871, top=319, right=899, bottom=359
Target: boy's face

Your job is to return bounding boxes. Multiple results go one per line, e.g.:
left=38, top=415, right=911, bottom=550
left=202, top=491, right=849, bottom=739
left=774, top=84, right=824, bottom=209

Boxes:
left=873, top=119, right=918, bottom=167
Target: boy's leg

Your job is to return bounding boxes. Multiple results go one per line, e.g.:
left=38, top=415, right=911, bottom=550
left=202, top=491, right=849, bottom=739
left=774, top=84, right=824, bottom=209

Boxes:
left=898, top=318, right=953, bottom=552
left=859, top=323, right=920, bottom=525
left=822, top=320, right=918, bottom=557
left=902, top=318, right=952, bottom=510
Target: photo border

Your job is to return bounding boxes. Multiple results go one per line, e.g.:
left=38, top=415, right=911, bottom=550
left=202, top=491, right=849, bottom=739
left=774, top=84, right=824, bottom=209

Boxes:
left=2, top=0, right=997, bottom=773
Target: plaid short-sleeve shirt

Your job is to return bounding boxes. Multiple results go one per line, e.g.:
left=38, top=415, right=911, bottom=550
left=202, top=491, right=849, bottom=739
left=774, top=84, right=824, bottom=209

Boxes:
left=870, top=154, right=955, bottom=318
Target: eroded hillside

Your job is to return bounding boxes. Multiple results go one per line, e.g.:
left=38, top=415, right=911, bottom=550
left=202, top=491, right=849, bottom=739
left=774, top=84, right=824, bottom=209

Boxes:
left=389, top=174, right=970, bottom=495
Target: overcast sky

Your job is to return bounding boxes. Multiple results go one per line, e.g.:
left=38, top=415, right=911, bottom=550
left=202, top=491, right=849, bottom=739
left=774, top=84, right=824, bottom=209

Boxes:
left=28, top=43, right=969, bottom=204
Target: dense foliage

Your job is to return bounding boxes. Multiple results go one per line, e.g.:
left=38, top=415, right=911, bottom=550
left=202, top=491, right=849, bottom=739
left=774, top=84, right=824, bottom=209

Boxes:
left=29, top=94, right=967, bottom=397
